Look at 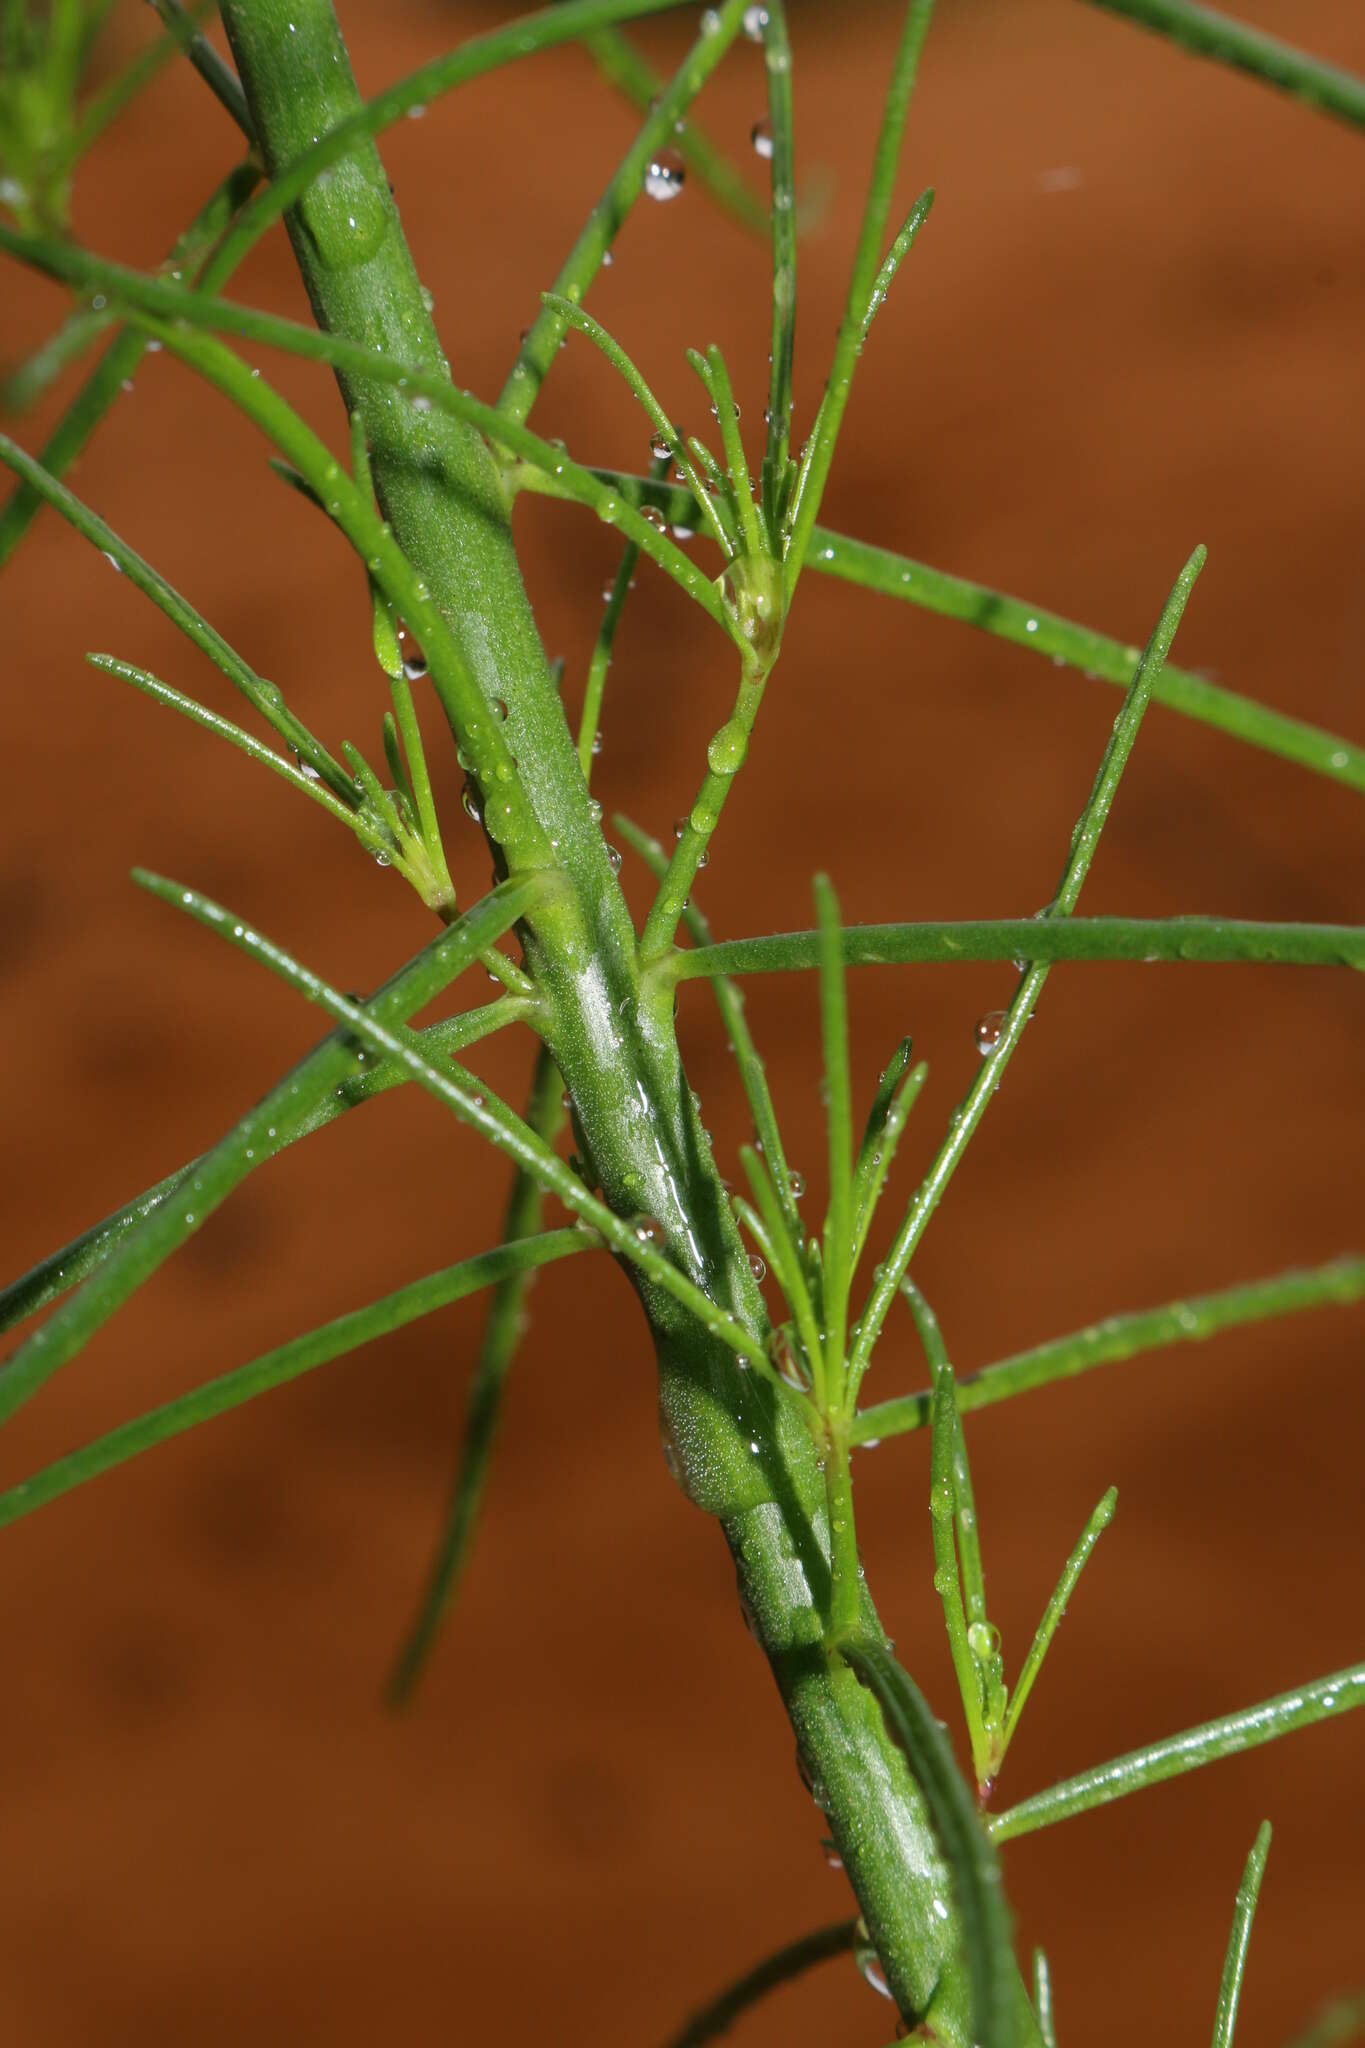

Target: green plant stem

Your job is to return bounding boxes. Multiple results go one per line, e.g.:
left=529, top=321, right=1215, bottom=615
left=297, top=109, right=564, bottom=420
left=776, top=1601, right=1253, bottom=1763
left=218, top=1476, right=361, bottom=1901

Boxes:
left=210, top=0, right=718, bottom=290
left=1212, top=1823, right=1272, bottom=2048
left=661, top=1919, right=859, bottom=2048
left=386, top=1044, right=564, bottom=1703
left=0, top=1232, right=589, bottom=1533
left=989, top=1664, right=1365, bottom=1844
left=0, top=232, right=738, bottom=643
left=784, top=0, right=935, bottom=595
left=665, top=914, right=1365, bottom=978
left=215, top=12, right=1041, bottom=2031
left=840, top=1636, right=1017, bottom=2048
left=0, top=996, right=523, bottom=1338
left=0, top=881, right=539, bottom=1424
left=1077, top=0, right=1365, bottom=130
left=850, top=1257, right=1365, bottom=1444
left=1000, top=1488, right=1116, bottom=1760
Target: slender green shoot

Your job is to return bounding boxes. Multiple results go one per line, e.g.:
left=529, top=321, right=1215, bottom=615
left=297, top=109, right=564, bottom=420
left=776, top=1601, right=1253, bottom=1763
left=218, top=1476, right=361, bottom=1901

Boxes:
left=861, top=192, right=934, bottom=341
left=784, top=0, right=936, bottom=595
left=1212, top=1823, right=1272, bottom=2048
left=542, top=295, right=730, bottom=555
left=845, top=547, right=1205, bottom=1399
left=135, top=874, right=769, bottom=1377
left=850, top=1257, right=1365, bottom=1444
left=388, top=1046, right=567, bottom=1703
left=664, top=914, right=1365, bottom=980
left=814, top=876, right=853, bottom=1386
left=0, top=880, right=540, bottom=1426
left=0, top=993, right=523, bottom=1339
left=499, top=0, right=751, bottom=428
left=1079, top=0, right=1365, bottom=131
left=930, top=1361, right=990, bottom=1776
left=1000, top=1488, right=1117, bottom=1761
left=0, top=1231, right=590, bottom=1535
left=660, top=1919, right=859, bottom=2048
left=758, top=0, right=796, bottom=510
left=579, top=18, right=769, bottom=240
left=145, top=0, right=253, bottom=136
left=0, top=429, right=357, bottom=799
left=808, top=528, right=1365, bottom=799
left=849, top=1046, right=927, bottom=1271
left=988, top=1663, right=1365, bottom=1843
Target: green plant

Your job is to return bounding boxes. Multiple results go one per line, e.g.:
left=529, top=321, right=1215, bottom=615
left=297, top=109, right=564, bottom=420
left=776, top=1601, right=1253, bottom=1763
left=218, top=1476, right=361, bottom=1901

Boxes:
left=1, top=1, right=1362, bottom=2040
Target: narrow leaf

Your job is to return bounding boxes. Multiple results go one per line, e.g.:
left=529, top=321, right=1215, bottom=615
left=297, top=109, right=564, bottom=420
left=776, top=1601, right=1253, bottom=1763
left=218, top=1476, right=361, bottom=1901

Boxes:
left=0, top=1233, right=589, bottom=1533
left=1212, top=1822, right=1272, bottom=2048
left=989, top=1664, right=1365, bottom=1844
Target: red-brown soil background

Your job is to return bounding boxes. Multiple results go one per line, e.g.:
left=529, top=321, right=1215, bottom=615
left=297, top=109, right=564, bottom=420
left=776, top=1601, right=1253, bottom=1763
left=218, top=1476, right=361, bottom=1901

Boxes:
left=3, top=3, right=1363, bottom=2041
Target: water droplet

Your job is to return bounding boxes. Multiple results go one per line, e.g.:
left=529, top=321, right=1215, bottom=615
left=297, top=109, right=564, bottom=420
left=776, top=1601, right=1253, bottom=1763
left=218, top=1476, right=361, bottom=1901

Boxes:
left=411, top=393, right=432, bottom=413
left=407, top=101, right=426, bottom=120
left=975, top=1010, right=1006, bottom=1056
left=820, top=1838, right=843, bottom=1871
left=587, top=797, right=604, bottom=823
left=1025, top=616, right=1039, bottom=634
left=397, top=622, right=427, bottom=678
left=700, top=6, right=721, bottom=33
left=707, top=719, right=747, bottom=775
left=670, top=522, right=696, bottom=542
left=601, top=248, right=613, bottom=267
left=748, top=1253, right=766, bottom=1283
left=788, top=1171, right=805, bottom=1199
left=650, top=431, right=672, bottom=461
left=640, top=504, right=668, bottom=533
left=101, top=550, right=124, bottom=573
left=606, top=844, right=623, bottom=872
left=644, top=150, right=685, bottom=202
left=751, top=118, right=774, bottom=159
left=673, top=817, right=688, bottom=842
left=855, top=1945, right=892, bottom=2000
left=373, top=847, right=392, bottom=868
left=742, top=3, right=769, bottom=40
left=461, top=776, right=482, bottom=822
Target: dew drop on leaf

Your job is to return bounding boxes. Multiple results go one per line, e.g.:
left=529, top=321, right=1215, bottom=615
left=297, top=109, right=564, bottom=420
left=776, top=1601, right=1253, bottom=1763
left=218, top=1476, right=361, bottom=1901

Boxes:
left=644, top=150, right=685, bottom=202
left=975, top=1009, right=1007, bottom=1055
left=742, top=4, right=769, bottom=41
left=751, top=118, right=774, bottom=159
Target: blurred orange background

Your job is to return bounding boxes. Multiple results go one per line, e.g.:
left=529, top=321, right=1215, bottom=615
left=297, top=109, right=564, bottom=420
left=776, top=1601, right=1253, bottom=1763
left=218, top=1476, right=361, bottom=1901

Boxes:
left=2, top=2, right=1363, bottom=2042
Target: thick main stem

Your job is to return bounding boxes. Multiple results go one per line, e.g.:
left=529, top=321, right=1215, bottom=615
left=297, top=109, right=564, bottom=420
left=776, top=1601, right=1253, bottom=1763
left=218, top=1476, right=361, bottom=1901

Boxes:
left=216, top=5, right=1030, bottom=2034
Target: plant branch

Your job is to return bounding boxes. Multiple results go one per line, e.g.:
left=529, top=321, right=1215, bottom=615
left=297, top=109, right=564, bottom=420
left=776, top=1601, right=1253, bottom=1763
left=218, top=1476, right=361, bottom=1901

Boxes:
left=1076, top=0, right=1365, bottom=130
left=989, top=1666, right=1365, bottom=1843
left=850, top=1256, right=1365, bottom=1444
left=0, top=1232, right=590, bottom=1533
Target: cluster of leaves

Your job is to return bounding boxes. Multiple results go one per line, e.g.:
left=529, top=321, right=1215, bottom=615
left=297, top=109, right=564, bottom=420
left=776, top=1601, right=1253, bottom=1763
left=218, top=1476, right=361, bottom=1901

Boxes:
left=2, top=2, right=1364, bottom=2043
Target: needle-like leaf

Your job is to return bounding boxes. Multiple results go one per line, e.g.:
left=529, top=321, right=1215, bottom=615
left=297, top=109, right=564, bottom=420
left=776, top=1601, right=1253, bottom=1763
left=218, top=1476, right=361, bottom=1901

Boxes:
left=0, top=1231, right=591, bottom=1534
left=1211, top=1823, right=1272, bottom=2048
left=989, top=1665, right=1365, bottom=1843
